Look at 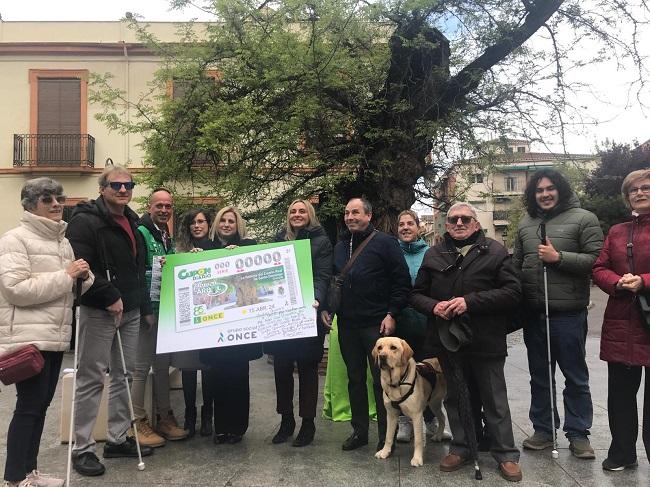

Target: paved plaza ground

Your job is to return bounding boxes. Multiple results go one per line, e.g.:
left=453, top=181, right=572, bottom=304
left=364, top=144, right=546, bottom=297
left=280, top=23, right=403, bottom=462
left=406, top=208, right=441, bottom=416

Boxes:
left=1, top=287, right=648, bottom=486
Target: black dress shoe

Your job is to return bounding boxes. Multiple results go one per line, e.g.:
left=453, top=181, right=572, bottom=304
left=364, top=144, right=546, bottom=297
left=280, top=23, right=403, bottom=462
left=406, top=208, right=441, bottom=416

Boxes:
left=184, top=407, right=197, bottom=438
left=272, top=414, right=296, bottom=444
left=72, top=452, right=106, bottom=477
left=227, top=434, right=243, bottom=444
left=342, top=431, right=368, bottom=451
left=292, top=419, right=315, bottom=447
left=214, top=433, right=228, bottom=444
left=103, top=437, right=153, bottom=458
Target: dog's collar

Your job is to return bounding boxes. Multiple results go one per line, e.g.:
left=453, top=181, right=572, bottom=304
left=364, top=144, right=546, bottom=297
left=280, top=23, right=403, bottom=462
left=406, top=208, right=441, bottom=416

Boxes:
left=386, top=362, right=417, bottom=410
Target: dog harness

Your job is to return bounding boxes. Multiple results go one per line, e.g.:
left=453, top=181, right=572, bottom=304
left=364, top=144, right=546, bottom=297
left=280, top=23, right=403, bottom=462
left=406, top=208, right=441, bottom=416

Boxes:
left=386, top=362, right=437, bottom=411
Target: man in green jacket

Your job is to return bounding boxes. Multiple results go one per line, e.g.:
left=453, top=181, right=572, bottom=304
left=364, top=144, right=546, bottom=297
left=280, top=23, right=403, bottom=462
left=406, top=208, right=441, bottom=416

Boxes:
left=131, top=188, right=187, bottom=447
left=513, top=169, right=603, bottom=459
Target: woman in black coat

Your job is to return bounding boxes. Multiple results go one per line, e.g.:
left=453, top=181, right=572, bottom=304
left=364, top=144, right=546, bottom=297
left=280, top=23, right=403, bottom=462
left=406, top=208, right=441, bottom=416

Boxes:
left=266, top=199, right=333, bottom=446
left=174, top=208, right=216, bottom=438
left=199, top=206, right=262, bottom=445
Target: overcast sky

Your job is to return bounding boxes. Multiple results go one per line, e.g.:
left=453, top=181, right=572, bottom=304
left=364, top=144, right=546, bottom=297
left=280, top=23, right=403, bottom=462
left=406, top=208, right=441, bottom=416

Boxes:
left=2, top=0, right=648, bottom=153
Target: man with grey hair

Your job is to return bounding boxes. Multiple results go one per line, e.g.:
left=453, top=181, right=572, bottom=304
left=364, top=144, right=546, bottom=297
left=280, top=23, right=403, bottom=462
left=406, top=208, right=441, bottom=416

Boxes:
left=411, top=201, right=523, bottom=481
left=66, top=165, right=154, bottom=477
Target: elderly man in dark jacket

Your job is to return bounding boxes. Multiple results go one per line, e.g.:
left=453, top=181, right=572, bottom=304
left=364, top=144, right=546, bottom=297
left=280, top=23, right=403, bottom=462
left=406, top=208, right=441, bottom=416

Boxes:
left=411, top=202, right=522, bottom=482
left=513, top=169, right=603, bottom=459
left=322, top=197, right=411, bottom=452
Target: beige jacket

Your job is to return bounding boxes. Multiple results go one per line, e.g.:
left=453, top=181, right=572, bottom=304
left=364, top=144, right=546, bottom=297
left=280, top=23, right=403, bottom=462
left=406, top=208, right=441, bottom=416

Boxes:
left=0, top=211, right=94, bottom=355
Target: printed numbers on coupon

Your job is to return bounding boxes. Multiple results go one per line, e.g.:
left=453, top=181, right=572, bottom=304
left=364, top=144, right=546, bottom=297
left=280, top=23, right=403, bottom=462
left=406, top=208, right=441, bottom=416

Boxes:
left=235, top=251, right=282, bottom=270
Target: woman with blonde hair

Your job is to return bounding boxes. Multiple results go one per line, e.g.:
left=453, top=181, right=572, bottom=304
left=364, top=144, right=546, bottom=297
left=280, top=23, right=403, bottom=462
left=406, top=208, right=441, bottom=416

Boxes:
left=200, top=205, right=262, bottom=445
left=593, top=168, right=650, bottom=471
left=266, top=199, right=333, bottom=446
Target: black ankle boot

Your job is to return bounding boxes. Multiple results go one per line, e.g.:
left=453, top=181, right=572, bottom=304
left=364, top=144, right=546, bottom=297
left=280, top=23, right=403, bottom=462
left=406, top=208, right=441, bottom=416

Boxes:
left=200, top=406, right=213, bottom=437
left=272, top=414, right=296, bottom=444
left=292, top=418, right=315, bottom=447
left=184, top=407, right=197, bottom=438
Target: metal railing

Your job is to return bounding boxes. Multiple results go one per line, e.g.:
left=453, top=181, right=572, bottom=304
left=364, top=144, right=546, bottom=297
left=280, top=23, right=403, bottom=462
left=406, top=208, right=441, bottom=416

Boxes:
left=493, top=210, right=510, bottom=221
left=13, top=134, right=95, bottom=167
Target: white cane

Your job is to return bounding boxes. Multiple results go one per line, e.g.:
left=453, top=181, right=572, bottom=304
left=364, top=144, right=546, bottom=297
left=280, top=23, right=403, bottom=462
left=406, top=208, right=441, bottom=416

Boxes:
left=66, top=278, right=82, bottom=487
left=116, top=328, right=145, bottom=470
left=105, top=265, right=145, bottom=471
left=540, top=223, right=559, bottom=459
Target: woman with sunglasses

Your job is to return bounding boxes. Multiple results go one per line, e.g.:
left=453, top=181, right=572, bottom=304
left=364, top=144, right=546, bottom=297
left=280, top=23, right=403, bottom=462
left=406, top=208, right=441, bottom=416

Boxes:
left=0, top=178, right=94, bottom=487
left=174, top=208, right=217, bottom=437
left=266, top=199, right=333, bottom=447
left=199, top=206, right=262, bottom=445
left=593, top=169, right=650, bottom=471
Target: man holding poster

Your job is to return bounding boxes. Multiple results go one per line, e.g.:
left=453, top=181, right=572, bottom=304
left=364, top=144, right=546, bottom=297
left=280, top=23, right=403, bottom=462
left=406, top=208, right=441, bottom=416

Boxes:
left=322, top=197, right=411, bottom=452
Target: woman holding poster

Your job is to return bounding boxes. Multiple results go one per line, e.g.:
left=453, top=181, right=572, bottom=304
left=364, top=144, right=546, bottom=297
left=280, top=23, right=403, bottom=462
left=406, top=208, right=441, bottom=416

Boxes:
left=266, top=199, right=333, bottom=447
left=174, top=208, right=217, bottom=438
left=200, top=206, right=262, bottom=445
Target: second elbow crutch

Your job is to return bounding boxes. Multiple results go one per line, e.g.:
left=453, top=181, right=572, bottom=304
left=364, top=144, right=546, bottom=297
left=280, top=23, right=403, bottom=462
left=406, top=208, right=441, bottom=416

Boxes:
left=540, top=223, right=559, bottom=459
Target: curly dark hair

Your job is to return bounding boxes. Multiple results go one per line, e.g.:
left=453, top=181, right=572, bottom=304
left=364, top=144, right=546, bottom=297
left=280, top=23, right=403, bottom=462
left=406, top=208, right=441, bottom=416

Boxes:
left=523, top=169, right=573, bottom=217
left=176, top=208, right=214, bottom=252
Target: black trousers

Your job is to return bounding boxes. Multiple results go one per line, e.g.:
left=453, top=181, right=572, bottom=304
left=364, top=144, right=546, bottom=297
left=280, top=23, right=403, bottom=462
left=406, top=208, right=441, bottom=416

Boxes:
left=208, top=360, right=250, bottom=436
left=607, top=362, right=650, bottom=464
left=273, top=358, right=319, bottom=419
left=442, top=355, right=519, bottom=464
left=338, top=324, right=386, bottom=440
left=181, top=369, right=215, bottom=414
left=4, top=351, right=63, bottom=482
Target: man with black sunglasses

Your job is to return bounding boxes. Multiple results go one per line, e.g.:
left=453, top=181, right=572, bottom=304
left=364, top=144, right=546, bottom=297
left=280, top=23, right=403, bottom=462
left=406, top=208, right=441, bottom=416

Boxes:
left=411, top=202, right=522, bottom=481
left=513, top=169, right=603, bottom=460
left=66, top=165, right=154, bottom=477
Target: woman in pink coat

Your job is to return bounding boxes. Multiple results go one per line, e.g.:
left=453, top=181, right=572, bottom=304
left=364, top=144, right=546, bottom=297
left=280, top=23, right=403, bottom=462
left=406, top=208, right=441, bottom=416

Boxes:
left=592, top=169, right=650, bottom=472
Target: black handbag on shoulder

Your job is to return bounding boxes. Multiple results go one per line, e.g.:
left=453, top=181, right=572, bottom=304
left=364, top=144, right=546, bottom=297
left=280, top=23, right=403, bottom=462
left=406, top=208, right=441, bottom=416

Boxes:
left=327, top=231, right=377, bottom=314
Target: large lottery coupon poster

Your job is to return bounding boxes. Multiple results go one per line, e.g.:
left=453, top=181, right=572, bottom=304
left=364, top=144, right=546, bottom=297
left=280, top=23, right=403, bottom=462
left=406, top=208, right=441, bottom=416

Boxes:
left=156, top=240, right=316, bottom=353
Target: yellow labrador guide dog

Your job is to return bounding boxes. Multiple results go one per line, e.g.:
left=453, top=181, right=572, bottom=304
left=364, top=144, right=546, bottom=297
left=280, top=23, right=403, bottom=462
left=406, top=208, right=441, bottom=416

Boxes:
left=372, top=337, right=447, bottom=467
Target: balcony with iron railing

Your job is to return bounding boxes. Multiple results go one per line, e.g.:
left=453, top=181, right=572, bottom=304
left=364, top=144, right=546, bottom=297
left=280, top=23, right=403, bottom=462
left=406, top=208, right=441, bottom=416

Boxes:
left=13, top=134, right=95, bottom=168
left=493, top=210, right=510, bottom=227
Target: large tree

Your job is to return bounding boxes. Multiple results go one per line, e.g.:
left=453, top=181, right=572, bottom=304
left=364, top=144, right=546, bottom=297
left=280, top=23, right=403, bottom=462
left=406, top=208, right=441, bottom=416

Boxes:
left=92, top=0, right=648, bottom=236
left=583, top=142, right=650, bottom=234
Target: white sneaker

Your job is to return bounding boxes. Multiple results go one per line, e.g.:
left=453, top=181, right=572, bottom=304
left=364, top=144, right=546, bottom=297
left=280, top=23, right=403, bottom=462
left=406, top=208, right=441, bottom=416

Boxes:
left=25, top=471, right=63, bottom=487
left=396, top=416, right=413, bottom=443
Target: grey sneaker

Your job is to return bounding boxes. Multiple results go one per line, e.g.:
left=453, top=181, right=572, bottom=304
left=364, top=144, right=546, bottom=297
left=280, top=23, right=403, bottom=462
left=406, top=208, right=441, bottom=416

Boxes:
left=25, top=470, right=64, bottom=487
left=569, top=437, right=595, bottom=459
left=522, top=431, right=554, bottom=450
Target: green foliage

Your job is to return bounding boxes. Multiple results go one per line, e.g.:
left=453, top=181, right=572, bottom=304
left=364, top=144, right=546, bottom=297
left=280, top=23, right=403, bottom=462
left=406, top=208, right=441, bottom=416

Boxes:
left=89, top=0, right=649, bottom=238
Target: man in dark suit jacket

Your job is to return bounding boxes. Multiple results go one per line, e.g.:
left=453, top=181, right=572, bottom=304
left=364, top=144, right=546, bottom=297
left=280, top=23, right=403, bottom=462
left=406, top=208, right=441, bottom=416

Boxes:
left=322, top=197, right=411, bottom=452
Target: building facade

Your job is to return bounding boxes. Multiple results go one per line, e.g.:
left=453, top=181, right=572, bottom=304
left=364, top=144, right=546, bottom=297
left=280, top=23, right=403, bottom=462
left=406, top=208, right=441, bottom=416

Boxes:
left=0, top=21, right=214, bottom=233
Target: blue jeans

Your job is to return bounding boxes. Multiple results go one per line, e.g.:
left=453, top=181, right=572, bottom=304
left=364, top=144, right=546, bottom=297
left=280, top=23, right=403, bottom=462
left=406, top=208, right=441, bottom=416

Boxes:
left=523, top=310, right=593, bottom=439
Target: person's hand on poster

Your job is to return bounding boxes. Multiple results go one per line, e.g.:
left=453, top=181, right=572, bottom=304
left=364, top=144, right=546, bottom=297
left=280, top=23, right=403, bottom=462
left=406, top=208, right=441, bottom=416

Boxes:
left=312, top=300, right=319, bottom=308
left=190, top=247, right=204, bottom=253
left=159, top=256, right=166, bottom=267
left=225, top=244, right=238, bottom=250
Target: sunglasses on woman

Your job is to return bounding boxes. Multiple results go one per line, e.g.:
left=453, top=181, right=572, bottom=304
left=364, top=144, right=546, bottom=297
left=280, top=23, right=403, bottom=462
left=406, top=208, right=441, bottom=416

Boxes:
left=40, top=195, right=66, bottom=204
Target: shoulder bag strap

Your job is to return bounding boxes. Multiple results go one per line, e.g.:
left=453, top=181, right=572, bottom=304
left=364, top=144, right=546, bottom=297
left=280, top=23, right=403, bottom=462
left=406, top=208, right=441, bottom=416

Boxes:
left=627, top=222, right=635, bottom=274
left=339, top=231, right=377, bottom=278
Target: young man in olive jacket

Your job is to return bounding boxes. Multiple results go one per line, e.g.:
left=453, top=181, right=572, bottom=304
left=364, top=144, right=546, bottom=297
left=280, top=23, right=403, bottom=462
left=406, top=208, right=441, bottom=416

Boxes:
left=513, top=169, right=604, bottom=459
left=66, top=166, right=154, bottom=477
left=411, top=202, right=522, bottom=482
left=322, top=197, right=411, bottom=452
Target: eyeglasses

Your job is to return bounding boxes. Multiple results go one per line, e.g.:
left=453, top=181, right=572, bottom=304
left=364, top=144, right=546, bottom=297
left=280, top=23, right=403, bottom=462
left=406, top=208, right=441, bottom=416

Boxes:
left=40, top=194, right=66, bottom=204
left=447, top=215, right=475, bottom=225
left=107, top=181, right=136, bottom=191
left=628, top=184, right=650, bottom=195
left=191, top=219, right=207, bottom=226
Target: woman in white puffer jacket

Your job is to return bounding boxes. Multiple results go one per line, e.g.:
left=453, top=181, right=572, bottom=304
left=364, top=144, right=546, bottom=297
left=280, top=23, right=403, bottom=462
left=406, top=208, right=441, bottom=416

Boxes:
left=0, top=177, right=94, bottom=487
